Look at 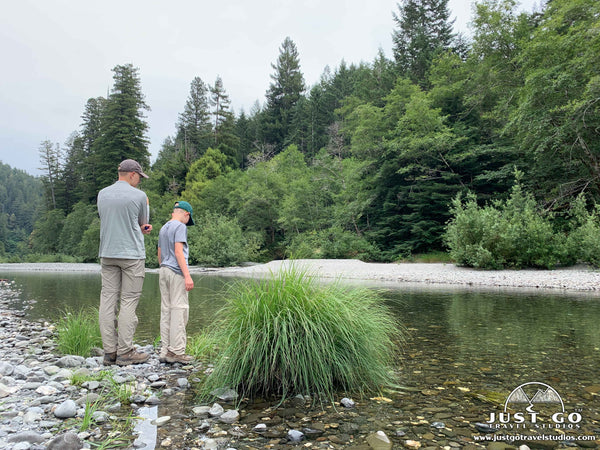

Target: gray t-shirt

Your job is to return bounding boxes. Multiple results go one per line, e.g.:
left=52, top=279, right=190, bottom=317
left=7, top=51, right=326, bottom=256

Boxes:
left=158, top=220, right=188, bottom=275
left=97, top=180, right=149, bottom=259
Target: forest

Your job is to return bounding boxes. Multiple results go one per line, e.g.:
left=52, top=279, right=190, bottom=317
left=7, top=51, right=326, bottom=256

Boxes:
left=2, top=0, right=599, bottom=268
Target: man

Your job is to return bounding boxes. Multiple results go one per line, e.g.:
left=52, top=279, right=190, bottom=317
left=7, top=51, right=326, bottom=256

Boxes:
left=157, top=201, right=195, bottom=364
left=97, top=159, right=152, bottom=366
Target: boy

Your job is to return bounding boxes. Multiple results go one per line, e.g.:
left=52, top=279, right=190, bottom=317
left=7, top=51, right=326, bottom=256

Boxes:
left=157, top=201, right=195, bottom=364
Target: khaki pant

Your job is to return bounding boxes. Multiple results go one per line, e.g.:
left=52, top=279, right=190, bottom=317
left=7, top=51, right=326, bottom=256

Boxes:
left=99, top=258, right=145, bottom=355
left=159, top=266, right=189, bottom=356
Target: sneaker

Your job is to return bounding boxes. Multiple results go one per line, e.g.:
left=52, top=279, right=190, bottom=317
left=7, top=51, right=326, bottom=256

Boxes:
left=103, top=352, right=117, bottom=366
left=116, top=349, right=150, bottom=366
left=165, top=351, right=194, bottom=364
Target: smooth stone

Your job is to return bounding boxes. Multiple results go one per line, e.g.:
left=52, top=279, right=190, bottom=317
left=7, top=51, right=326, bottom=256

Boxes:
left=340, top=397, right=356, bottom=408
left=7, top=430, right=46, bottom=444
left=219, top=409, right=240, bottom=424
left=54, top=399, right=78, bottom=418
left=209, top=403, right=224, bottom=417
left=193, top=406, right=211, bottom=416
left=366, top=431, right=392, bottom=450
left=211, top=387, right=238, bottom=402
left=153, top=415, right=171, bottom=426
left=288, top=429, right=305, bottom=442
left=46, top=431, right=83, bottom=450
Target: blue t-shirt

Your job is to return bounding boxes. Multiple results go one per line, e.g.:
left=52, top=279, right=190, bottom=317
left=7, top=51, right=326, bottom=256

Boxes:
left=158, top=220, right=188, bottom=275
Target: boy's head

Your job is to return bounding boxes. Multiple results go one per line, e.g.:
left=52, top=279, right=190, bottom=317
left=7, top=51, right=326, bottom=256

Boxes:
left=173, top=201, right=195, bottom=226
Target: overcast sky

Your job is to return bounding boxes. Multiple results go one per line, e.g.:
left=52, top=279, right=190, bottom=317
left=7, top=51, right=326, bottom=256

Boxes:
left=0, top=0, right=540, bottom=176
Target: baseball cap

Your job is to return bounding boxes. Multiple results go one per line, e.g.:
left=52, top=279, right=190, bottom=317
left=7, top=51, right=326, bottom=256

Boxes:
left=174, top=201, right=195, bottom=226
left=118, top=159, right=149, bottom=178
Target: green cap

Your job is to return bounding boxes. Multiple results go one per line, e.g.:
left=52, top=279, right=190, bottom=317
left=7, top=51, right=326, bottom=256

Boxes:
left=174, top=201, right=194, bottom=226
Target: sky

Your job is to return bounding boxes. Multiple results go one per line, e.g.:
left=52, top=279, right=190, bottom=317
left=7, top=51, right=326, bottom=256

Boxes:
left=0, top=0, right=541, bottom=176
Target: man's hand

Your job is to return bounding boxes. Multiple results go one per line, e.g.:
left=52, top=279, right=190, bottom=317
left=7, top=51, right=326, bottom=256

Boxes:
left=184, top=275, right=194, bottom=291
left=141, top=224, right=152, bottom=234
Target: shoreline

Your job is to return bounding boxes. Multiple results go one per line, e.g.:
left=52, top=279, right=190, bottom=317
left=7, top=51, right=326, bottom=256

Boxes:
left=2, top=259, right=600, bottom=295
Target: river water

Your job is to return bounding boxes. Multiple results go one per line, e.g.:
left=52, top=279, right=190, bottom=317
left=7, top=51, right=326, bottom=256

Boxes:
left=1, top=269, right=599, bottom=446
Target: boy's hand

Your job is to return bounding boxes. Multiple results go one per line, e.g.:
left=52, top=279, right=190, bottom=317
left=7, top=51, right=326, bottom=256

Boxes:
left=185, top=275, right=194, bottom=291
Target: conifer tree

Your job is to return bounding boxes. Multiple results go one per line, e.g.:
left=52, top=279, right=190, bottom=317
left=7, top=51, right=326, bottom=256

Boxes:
left=392, top=0, right=455, bottom=87
left=263, top=37, right=306, bottom=152
left=91, top=64, right=150, bottom=190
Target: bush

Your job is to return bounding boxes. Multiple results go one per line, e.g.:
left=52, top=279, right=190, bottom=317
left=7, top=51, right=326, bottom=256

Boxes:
left=188, top=212, right=260, bottom=267
left=286, top=226, right=379, bottom=261
left=55, top=308, right=102, bottom=356
left=197, top=265, right=402, bottom=402
left=564, top=195, right=600, bottom=267
left=445, top=181, right=564, bottom=269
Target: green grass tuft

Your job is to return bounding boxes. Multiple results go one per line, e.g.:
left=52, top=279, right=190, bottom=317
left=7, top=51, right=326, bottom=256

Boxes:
left=56, top=307, right=102, bottom=356
left=198, top=265, right=403, bottom=402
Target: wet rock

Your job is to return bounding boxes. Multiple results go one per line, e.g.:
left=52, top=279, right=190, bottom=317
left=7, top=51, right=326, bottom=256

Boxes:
left=253, top=423, right=267, bottom=432
left=341, top=397, right=356, bottom=408
left=209, top=403, right=224, bottom=417
left=153, top=415, right=171, bottom=426
left=288, top=429, right=305, bottom=442
left=211, top=387, right=238, bottom=402
left=192, top=405, right=211, bottom=416
left=366, top=431, right=392, bottom=450
left=219, top=409, right=240, bottom=423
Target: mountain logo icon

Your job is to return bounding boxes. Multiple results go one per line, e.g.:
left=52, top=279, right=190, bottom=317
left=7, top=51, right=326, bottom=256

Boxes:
left=504, top=382, right=564, bottom=413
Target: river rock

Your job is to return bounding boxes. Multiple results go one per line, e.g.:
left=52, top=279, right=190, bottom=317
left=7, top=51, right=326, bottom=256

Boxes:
left=219, top=409, right=240, bottom=424
left=288, top=429, right=305, bottom=442
left=366, top=431, right=392, bottom=450
left=54, top=399, right=77, bottom=418
left=209, top=403, right=225, bottom=417
left=340, top=397, right=356, bottom=408
left=46, top=432, right=83, bottom=450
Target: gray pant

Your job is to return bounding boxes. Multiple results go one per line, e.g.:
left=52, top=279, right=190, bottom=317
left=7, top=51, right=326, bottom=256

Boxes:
left=99, top=258, right=145, bottom=355
left=158, top=266, right=189, bottom=356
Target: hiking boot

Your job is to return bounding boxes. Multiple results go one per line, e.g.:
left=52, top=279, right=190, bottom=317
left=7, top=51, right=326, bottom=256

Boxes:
left=116, top=349, right=149, bottom=366
left=103, top=352, right=117, bottom=366
left=158, top=354, right=168, bottom=364
left=165, top=351, right=193, bottom=364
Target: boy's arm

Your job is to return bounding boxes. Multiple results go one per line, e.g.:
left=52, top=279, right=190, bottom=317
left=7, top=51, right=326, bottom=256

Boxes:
left=157, top=246, right=162, bottom=265
left=174, top=242, right=194, bottom=291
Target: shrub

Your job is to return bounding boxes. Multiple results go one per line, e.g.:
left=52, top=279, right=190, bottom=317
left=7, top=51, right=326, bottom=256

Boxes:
left=445, top=181, right=564, bottom=269
left=565, top=194, right=600, bottom=267
left=56, top=308, right=102, bottom=356
left=198, top=266, right=402, bottom=402
left=188, top=212, right=260, bottom=267
left=286, top=226, right=379, bottom=261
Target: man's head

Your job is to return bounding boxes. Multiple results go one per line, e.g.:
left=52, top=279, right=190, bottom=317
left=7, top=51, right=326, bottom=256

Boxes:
left=173, top=201, right=195, bottom=226
left=118, top=159, right=148, bottom=187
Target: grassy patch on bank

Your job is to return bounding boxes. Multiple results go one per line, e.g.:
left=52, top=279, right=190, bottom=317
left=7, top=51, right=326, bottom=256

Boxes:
left=196, top=265, right=403, bottom=402
left=56, top=307, right=102, bottom=356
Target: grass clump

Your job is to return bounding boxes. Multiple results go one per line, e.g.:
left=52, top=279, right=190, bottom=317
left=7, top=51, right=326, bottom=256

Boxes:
left=198, top=266, right=402, bottom=402
left=56, top=307, right=102, bottom=356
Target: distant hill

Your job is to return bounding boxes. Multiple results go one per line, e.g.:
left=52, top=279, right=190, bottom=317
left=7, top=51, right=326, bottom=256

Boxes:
left=0, top=161, right=44, bottom=255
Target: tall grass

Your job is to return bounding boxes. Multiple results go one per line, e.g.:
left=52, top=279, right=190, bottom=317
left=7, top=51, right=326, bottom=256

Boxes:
left=198, top=266, right=402, bottom=402
left=56, top=307, right=102, bottom=356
